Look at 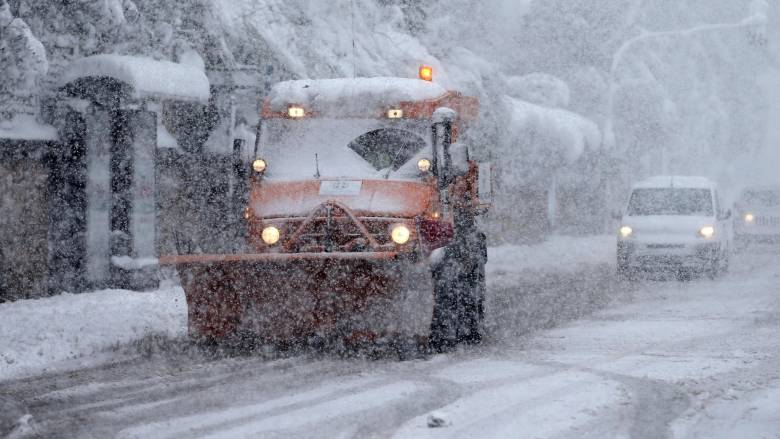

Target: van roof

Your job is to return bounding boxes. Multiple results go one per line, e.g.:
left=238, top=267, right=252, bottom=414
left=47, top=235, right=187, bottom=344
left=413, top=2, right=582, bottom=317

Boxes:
left=632, top=175, right=716, bottom=190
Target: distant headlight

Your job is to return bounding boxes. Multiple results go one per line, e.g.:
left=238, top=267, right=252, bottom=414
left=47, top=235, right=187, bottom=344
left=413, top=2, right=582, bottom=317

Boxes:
left=261, top=226, right=280, bottom=245
left=390, top=224, right=411, bottom=244
left=417, top=158, right=432, bottom=173
left=619, top=226, right=633, bottom=239
left=744, top=213, right=755, bottom=223
left=698, top=226, right=715, bottom=239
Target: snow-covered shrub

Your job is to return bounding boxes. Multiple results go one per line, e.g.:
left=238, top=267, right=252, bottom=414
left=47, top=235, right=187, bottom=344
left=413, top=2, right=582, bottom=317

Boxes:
left=0, top=0, right=47, bottom=119
left=506, top=73, right=571, bottom=109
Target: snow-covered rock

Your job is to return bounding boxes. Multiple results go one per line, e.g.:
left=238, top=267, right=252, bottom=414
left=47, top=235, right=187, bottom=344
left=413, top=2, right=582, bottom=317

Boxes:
left=426, top=411, right=452, bottom=428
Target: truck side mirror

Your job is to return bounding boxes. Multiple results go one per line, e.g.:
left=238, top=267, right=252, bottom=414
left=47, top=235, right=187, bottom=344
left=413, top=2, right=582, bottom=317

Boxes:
left=611, top=210, right=622, bottom=220
left=477, top=162, right=493, bottom=208
left=719, top=209, right=732, bottom=221
left=431, top=107, right=458, bottom=193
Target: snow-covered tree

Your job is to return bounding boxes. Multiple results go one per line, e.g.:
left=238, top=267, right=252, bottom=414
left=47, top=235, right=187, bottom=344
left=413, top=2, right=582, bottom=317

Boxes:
left=0, top=0, right=47, bottom=120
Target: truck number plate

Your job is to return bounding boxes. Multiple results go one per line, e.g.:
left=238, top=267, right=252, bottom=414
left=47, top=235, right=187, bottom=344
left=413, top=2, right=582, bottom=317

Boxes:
left=319, top=180, right=362, bottom=196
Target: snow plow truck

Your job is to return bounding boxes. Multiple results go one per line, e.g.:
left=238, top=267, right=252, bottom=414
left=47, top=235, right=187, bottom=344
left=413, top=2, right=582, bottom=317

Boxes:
left=161, top=67, right=492, bottom=353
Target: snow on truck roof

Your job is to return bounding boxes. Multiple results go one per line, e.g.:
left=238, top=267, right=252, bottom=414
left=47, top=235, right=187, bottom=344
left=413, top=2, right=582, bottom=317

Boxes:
left=267, top=77, right=448, bottom=115
left=60, top=55, right=210, bottom=103
left=633, top=176, right=716, bottom=189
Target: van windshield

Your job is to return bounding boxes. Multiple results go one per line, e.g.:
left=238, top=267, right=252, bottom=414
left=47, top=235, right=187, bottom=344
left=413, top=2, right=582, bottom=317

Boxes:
left=627, top=188, right=713, bottom=216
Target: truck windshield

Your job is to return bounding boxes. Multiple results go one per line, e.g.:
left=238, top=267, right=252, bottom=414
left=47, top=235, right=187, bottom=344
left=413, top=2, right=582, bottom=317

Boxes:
left=258, top=118, right=429, bottom=180
left=627, top=188, right=713, bottom=216
left=348, top=128, right=426, bottom=171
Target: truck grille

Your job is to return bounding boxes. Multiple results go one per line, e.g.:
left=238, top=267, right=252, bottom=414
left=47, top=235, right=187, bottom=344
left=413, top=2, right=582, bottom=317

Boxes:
left=282, top=217, right=401, bottom=252
left=255, top=201, right=413, bottom=253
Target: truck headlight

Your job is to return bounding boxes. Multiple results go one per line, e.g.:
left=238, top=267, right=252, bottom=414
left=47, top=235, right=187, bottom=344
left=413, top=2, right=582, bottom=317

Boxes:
left=417, top=158, right=431, bottom=173
left=261, top=226, right=280, bottom=245
left=619, top=226, right=633, bottom=239
left=252, top=158, right=267, bottom=173
left=744, top=213, right=755, bottom=223
left=390, top=224, right=411, bottom=244
left=698, top=226, right=715, bottom=239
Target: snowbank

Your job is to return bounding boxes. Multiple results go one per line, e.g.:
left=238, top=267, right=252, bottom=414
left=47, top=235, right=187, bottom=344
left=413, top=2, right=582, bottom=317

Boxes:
left=503, top=96, right=602, bottom=164
left=60, top=55, right=210, bottom=103
left=0, top=287, right=186, bottom=381
left=487, top=234, right=614, bottom=288
left=0, top=114, right=58, bottom=141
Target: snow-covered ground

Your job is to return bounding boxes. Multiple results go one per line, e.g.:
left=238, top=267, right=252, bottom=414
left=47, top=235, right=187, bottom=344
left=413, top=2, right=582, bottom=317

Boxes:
left=488, top=234, right=613, bottom=289
left=0, top=235, right=613, bottom=382
left=0, top=285, right=186, bottom=381
left=3, top=241, right=779, bottom=438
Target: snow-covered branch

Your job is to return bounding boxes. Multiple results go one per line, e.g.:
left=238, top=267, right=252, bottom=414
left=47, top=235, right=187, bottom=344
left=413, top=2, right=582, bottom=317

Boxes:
left=0, top=0, right=48, bottom=119
left=603, top=6, right=768, bottom=149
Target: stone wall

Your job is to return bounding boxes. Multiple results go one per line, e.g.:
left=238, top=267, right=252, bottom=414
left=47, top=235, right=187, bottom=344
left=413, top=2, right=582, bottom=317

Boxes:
left=0, top=140, right=49, bottom=301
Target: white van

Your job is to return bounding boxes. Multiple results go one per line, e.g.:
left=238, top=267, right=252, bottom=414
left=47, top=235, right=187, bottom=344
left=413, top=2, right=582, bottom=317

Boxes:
left=617, top=176, right=731, bottom=279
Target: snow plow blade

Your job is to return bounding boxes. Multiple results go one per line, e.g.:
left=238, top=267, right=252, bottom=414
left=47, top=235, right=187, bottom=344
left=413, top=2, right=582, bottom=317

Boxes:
left=159, top=253, right=434, bottom=344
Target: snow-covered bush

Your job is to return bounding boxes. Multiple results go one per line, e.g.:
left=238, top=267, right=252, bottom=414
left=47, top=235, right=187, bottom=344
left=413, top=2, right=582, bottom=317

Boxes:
left=0, top=0, right=47, bottom=119
left=506, top=73, right=571, bottom=109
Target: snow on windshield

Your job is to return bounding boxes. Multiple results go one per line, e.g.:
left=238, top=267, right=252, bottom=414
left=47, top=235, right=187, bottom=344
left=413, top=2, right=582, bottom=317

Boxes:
left=627, top=188, right=714, bottom=216
left=258, top=118, right=431, bottom=180
left=348, top=128, right=427, bottom=171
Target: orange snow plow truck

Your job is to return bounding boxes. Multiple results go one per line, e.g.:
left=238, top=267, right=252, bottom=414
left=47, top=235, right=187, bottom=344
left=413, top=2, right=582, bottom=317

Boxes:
left=161, top=69, right=492, bottom=353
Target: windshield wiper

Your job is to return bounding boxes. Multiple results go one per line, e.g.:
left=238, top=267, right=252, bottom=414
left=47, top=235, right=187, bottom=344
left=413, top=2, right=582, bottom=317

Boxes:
left=383, top=143, right=410, bottom=179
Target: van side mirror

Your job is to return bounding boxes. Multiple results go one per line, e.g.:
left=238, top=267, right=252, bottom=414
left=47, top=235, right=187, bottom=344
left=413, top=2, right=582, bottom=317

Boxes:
left=611, top=210, right=622, bottom=220
left=719, top=209, right=732, bottom=221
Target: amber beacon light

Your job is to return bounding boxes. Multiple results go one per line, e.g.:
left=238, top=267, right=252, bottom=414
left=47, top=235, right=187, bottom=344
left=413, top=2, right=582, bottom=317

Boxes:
left=419, top=65, right=433, bottom=82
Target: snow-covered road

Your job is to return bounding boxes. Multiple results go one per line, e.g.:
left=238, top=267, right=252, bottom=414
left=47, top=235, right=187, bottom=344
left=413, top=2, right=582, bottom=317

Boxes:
left=2, top=246, right=779, bottom=438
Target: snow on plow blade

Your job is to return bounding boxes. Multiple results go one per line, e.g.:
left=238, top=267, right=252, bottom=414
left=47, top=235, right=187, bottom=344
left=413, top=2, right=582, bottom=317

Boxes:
left=159, top=252, right=434, bottom=344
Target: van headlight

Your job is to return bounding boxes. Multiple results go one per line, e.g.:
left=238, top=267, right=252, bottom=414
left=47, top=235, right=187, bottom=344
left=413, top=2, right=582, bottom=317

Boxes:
left=744, top=213, right=755, bottom=223
left=619, top=226, right=633, bottom=239
left=698, top=226, right=715, bottom=239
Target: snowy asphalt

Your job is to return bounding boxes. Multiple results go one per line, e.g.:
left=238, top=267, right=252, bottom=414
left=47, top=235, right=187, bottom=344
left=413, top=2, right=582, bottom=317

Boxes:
left=1, top=249, right=779, bottom=438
